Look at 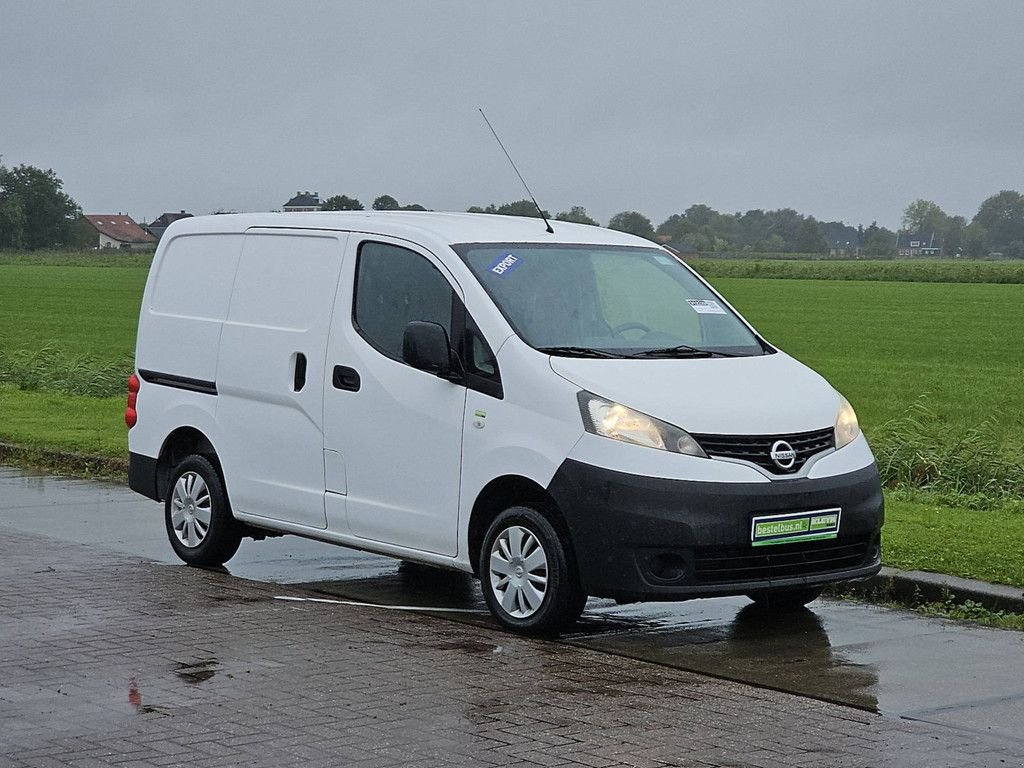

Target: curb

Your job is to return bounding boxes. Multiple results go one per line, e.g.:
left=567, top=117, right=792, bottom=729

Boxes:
left=836, top=566, right=1024, bottom=614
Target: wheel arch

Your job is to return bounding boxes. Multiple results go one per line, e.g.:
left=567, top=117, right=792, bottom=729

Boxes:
left=155, top=426, right=222, bottom=502
left=467, top=474, right=571, bottom=576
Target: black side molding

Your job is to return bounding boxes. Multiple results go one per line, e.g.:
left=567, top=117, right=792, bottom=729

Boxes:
left=138, top=369, right=218, bottom=395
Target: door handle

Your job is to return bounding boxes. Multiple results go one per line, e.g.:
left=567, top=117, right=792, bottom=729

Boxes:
left=294, top=353, right=307, bottom=392
left=332, top=365, right=361, bottom=392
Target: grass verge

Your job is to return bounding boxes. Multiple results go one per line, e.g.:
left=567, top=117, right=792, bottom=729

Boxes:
left=0, top=386, right=127, bottom=458
left=884, top=491, right=1024, bottom=587
left=0, top=442, right=127, bottom=482
left=831, top=590, right=1024, bottom=632
left=911, top=598, right=1024, bottom=631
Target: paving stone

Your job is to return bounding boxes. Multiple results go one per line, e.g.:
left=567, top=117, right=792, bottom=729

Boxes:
left=1, top=530, right=1022, bottom=767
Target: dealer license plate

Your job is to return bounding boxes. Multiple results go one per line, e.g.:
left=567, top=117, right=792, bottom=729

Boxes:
left=750, top=508, right=841, bottom=547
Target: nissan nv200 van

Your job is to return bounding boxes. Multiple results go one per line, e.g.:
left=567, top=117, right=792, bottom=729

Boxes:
left=127, top=212, right=883, bottom=634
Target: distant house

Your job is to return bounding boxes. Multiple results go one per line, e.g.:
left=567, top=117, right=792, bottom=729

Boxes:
left=822, top=222, right=862, bottom=257
left=282, top=191, right=321, bottom=212
left=828, top=238, right=862, bottom=257
left=145, top=211, right=193, bottom=242
left=897, top=232, right=943, bottom=257
left=79, top=215, right=157, bottom=251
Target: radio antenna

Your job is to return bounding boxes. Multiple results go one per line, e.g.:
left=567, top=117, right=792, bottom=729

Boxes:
left=478, top=108, right=554, bottom=234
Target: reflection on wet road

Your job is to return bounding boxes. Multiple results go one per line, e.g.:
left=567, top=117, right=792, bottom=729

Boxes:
left=2, top=466, right=1023, bottom=746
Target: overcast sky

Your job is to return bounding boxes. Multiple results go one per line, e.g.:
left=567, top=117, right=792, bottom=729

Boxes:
left=2, top=1, right=1022, bottom=229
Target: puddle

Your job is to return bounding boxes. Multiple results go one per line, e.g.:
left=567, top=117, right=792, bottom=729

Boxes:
left=174, top=658, right=219, bottom=685
left=430, top=639, right=501, bottom=654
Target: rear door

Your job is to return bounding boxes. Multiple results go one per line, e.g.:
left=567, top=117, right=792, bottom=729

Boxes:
left=217, top=229, right=347, bottom=529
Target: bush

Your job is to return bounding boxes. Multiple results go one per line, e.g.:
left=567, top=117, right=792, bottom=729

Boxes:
left=0, top=344, right=132, bottom=398
left=872, top=398, right=1024, bottom=504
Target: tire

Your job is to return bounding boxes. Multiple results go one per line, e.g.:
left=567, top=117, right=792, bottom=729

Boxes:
left=164, top=455, right=242, bottom=567
left=746, top=586, right=824, bottom=612
left=479, top=506, right=586, bottom=636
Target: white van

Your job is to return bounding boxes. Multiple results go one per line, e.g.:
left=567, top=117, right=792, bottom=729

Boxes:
left=127, top=212, right=883, bottom=634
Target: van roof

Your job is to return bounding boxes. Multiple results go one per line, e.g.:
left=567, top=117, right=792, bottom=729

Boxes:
left=164, top=210, right=654, bottom=248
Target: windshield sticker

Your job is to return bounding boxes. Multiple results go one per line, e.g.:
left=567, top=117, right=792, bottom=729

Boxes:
left=489, top=253, right=522, bottom=277
left=687, top=298, right=727, bottom=315
left=654, top=255, right=675, bottom=265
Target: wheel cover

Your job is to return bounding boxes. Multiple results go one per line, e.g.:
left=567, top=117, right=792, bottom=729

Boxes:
left=489, top=525, right=549, bottom=619
left=170, top=471, right=212, bottom=548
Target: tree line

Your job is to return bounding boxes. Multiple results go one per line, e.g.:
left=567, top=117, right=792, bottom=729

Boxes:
left=459, top=195, right=1024, bottom=259
left=3, top=158, right=1023, bottom=258
left=320, top=194, right=427, bottom=212
left=333, top=193, right=1024, bottom=258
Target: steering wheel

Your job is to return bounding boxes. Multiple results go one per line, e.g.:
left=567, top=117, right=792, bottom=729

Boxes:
left=611, top=322, right=652, bottom=337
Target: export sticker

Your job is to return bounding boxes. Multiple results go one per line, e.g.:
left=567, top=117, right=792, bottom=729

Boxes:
left=686, top=298, right=727, bottom=315
left=751, top=508, right=841, bottom=547
left=488, top=253, right=522, bottom=277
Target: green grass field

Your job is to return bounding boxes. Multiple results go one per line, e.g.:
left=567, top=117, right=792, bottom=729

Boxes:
left=1, top=254, right=1022, bottom=587
left=0, top=264, right=145, bottom=357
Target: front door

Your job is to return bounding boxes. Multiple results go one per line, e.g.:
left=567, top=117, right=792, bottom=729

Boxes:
left=324, top=238, right=466, bottom=556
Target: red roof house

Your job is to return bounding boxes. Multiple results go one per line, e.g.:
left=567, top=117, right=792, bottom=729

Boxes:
left=81, top=215, right=157, bottom=250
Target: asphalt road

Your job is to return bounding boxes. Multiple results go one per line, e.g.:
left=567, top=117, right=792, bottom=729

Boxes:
left=2, top=466, right=1022, bottom=753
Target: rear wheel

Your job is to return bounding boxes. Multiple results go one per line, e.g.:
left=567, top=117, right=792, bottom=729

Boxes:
left=479, top=506, right=586, bottom=636
left=746, top=586, right=824, bottom=612
left=165, top=455, right=242, bottom=567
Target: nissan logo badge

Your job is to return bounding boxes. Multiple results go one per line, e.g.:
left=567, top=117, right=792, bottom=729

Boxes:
left=770, top=440, right=797, bottom=470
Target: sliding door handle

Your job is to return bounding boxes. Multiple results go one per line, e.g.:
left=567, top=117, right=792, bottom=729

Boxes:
left=293, top=353, right=307, bottom=392
left=332, top=365, right=360, bottom=392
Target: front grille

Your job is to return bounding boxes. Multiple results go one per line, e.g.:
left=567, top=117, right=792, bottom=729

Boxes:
left=691, top=427, right=835, bottom=474
left=694, top=537, right=870, bottom=585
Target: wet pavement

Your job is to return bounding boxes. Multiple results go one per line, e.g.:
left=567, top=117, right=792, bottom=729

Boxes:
left=2, top=465, right=1023, bottom=761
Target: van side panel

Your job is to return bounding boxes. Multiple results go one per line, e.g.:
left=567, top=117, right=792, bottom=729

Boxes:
left=215, top=231, right=347, bottom=530
left=135, top=234, right=244, bottom=384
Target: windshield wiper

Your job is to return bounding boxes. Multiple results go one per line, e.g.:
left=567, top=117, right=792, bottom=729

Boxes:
left=536, top=346, right=626, bottom=359
left=630, top=344, right=738, bottom=359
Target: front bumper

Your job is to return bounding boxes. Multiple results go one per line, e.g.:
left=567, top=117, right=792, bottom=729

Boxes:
left=547, top=460, right=884, bottom=601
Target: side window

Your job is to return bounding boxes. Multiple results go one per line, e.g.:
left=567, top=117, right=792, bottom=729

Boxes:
left=354, top=241, right=455, bottom=360
left=469, top=330, right=497, bottom=377
left=459, top=314, right=503, bottom=399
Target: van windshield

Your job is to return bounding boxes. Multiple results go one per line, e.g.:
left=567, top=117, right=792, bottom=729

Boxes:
left=453, top=243, right=766, bottom=358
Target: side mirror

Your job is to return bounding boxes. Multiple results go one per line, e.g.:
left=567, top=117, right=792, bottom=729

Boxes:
left=402, top=321, right=452, bottom=377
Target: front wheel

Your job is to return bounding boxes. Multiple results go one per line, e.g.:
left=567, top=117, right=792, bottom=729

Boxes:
left=165, top=455, right=242, bottom=567
left=746, top=586, right=824, bottom=612
left=479, top=506, right=586, bottom=636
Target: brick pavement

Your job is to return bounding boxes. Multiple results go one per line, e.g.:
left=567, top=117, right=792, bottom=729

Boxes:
left=1, top=530, right=1021, bottom=768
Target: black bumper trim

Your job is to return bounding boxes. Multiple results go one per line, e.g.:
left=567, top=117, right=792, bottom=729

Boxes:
left=547, top=459, right=884, bottom=601
left=129, top=452, right=161, bottom=501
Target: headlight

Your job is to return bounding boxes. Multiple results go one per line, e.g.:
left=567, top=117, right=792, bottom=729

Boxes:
left=577, top=392, right=707, bottom=457
left=835, top=395, right=860, bottom=449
